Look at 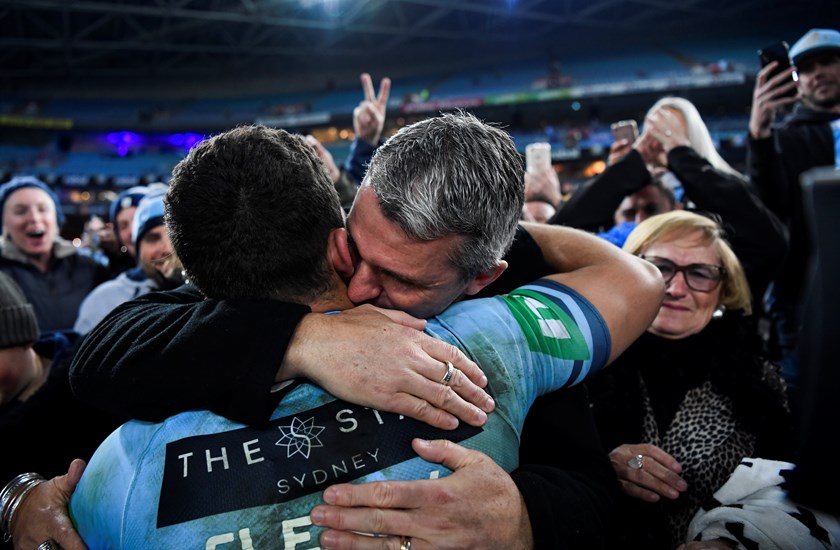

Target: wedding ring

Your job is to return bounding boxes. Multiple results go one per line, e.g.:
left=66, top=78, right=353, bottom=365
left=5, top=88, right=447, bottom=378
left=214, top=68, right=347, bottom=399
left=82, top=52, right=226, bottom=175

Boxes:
left=37, top=541, right=61, bottom=550
left=440, top=360, right=455, bottom=386
left=627, top=454, right=644, bottom=470
left=400, top=535, right=412, bottom=550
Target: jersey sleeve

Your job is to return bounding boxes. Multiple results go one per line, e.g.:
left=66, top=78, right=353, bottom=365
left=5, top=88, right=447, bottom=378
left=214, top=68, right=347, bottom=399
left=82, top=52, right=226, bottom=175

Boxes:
left=428, top=279, right=610, bottom=435
left=499, top=279, right=610, bottom=387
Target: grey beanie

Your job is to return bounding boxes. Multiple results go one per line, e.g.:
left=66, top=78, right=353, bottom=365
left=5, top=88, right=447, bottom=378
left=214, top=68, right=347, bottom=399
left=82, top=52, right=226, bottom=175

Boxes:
left=0, top=271, right=40, bottom=347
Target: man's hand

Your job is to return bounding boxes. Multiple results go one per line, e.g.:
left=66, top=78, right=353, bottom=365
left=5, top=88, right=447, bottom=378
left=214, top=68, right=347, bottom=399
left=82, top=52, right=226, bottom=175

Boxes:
left=354, top=73, right=391, bottom=145
left=10, top=459, right=87, bottom=550
left=634, top=130, right=667, bottom=168
left=305, top=134, right=341, bottom=184
left=281, top=305, right=495, bottom=430
left=749, top=61, right=799, bottom=139
left=609, top=443, right=687, bottom=502
left=607, top=138, right=633, bottom=166
left=311, top=439, right=533, bottom=550
left=523, top=165, right=562, bottom=207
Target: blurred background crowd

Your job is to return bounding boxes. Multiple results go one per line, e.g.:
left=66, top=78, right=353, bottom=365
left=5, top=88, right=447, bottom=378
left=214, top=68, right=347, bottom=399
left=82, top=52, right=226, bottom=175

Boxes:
left=0, top=0, right=833, bottom=240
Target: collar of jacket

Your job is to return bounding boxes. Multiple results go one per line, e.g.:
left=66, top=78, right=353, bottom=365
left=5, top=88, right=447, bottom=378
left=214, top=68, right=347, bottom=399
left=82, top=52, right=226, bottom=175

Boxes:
left=785, top=103, right=840, bottom=124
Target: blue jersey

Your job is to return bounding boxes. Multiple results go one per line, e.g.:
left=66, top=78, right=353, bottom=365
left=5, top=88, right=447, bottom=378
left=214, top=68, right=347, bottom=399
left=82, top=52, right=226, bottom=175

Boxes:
left=70, top=280, right=609, bottom=549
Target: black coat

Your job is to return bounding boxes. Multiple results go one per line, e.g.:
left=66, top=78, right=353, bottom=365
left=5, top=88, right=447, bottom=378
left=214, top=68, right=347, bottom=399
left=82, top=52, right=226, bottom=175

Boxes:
left=586, top=315, right=793, bottom=548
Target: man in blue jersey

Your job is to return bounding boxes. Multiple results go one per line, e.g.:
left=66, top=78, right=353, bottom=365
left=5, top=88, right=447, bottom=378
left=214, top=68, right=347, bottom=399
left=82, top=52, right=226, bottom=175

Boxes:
left=68, top=123, right=662, bottom=549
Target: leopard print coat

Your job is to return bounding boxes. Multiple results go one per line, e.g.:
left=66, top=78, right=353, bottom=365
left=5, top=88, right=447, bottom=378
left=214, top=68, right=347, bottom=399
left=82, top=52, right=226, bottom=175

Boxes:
left=587, top=316, right=792, bottom=549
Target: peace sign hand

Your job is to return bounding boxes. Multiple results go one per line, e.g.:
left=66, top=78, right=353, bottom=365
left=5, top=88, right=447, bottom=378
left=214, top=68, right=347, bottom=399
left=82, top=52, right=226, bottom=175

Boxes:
left=354, top=72, right=391, bottom=145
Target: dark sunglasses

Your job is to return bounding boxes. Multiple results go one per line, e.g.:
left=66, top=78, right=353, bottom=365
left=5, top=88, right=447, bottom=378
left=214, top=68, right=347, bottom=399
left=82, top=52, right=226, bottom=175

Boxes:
left=640, top=255, right=725, bottom=292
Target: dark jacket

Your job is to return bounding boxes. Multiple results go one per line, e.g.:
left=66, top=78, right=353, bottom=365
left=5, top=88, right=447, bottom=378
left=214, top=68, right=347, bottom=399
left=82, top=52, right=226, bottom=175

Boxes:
left=746, top=104, right=839, bottom=303
left=0, top=237, right=109, bottom=334
left=0, top=332, right=125, bottom=487
left=586, top=316, right=792, bottom=549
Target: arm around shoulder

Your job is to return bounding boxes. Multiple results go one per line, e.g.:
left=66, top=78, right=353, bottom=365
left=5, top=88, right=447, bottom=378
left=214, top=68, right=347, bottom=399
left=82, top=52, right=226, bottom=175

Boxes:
left=522, top=222, right=664, bottom=363
left=70, top=285, right=310, bottom=425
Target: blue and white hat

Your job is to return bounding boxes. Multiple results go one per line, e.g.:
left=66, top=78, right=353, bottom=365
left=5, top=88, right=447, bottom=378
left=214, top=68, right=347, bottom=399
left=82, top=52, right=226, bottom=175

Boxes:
left=131, top=190, right=167, bottom=253
left=109, top=185, right=149, bottom=226
left=790, top=28, right=840, bottom=65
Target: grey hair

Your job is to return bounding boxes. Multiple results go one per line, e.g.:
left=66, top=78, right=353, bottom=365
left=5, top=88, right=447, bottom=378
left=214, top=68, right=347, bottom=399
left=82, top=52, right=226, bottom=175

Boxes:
left=363, top=111, right=524, bottom=280
left=646, top=97, right=743, bottom=178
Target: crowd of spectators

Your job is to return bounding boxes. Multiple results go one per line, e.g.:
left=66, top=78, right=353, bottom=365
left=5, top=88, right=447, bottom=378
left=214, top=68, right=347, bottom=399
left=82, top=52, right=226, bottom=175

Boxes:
left=1, top=27, right=839, bottom=550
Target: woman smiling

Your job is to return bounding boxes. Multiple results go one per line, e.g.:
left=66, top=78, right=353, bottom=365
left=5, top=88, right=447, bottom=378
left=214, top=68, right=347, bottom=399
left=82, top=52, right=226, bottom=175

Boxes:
left=585, top=211, right=792, bottom=548
left=0, top=176, right=108, bottom=334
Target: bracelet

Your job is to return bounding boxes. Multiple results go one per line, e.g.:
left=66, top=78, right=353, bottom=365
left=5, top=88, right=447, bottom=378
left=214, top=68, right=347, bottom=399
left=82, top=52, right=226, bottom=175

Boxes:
left=0, top=472, right=46, bottom=542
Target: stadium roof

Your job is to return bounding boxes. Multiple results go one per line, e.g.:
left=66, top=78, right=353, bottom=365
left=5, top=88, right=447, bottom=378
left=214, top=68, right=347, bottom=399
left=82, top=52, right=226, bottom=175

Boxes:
left=0, top=0, right=836, bottom=99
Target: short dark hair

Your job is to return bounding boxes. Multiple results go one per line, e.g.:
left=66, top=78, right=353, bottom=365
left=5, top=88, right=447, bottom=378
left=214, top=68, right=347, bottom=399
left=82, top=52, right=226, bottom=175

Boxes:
left=166, top=125, right=344, bottom=303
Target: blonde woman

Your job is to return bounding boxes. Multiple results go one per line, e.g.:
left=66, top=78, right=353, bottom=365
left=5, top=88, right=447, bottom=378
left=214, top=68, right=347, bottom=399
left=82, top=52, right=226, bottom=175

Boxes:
left=585, top=211, right=792, bottom=548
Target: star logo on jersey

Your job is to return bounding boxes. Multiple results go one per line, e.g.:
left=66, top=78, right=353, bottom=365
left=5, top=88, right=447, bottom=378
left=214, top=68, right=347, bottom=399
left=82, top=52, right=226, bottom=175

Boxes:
left=276, top=416, right=326, bottom=459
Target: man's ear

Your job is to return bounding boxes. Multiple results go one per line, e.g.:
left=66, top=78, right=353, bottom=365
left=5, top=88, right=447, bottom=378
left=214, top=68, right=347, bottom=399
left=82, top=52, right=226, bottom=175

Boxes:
left=463, top=260, right=508, bottom=296
left=328, top=228, right=355, bottom=279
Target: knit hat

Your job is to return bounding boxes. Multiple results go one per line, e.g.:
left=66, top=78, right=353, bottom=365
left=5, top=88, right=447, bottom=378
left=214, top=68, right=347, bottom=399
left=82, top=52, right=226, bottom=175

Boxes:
left=0, top=176, right=65, bottom=229
left=790, top=28, right=840, bottom=65
left=0, top=271, right=39, bottom=347
left=109, top=185, right=150, bottom=227
left=131, top=191, right=167, bottom=253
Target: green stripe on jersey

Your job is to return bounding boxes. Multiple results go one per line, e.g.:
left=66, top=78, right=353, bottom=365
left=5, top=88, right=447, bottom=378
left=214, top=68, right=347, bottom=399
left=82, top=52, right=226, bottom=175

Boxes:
left=502, top=288, right=590, bottom=360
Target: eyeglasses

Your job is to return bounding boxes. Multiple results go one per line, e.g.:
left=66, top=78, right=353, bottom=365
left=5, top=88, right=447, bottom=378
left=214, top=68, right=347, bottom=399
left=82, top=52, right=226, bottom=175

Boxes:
left=640, top=255, right=725, bottom=293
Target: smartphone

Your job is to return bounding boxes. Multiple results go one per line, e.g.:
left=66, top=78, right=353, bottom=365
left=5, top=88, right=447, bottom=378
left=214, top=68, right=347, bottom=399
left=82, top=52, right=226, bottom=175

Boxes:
left=610, top=120, right=638, bottom=143
left=525, top=142, right=551, bottom=174
left=758, top=41, right=798, bottom=98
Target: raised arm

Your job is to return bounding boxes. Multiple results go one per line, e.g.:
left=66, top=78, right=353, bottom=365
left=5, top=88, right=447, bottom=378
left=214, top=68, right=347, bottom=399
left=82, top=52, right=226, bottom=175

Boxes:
left=549, top=148, right=651, bottom=232
left=644, top=104, right=788, bottom=302
left=667, top=146, right=788, bottom=299
left=343, top=72, right=390, bottom=184
left=523, top=221, right=664, bottom=363
left=746, top=62, right=800, bottom=220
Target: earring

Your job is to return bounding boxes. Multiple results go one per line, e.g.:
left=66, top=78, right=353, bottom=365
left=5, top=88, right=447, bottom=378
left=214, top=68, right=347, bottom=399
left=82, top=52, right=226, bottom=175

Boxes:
left=712, top=304, right=726, bottom=319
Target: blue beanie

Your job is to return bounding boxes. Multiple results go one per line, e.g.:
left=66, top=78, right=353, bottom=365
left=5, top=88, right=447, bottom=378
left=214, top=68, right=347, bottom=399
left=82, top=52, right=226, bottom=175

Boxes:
left=109, top=186, right=150, bottom=226
left=0, top=176, right=65, bottom=228
left=131, top=191, right=167, bottom=252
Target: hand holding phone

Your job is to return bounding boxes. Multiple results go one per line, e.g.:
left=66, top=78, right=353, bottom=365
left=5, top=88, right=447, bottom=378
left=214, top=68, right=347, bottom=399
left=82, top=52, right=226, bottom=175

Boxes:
left=525, top=142, right=551, bottom=174
left=758, top=41, right=799, bottom=98
left=611, top=120, right=638, bottom=144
